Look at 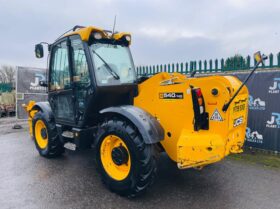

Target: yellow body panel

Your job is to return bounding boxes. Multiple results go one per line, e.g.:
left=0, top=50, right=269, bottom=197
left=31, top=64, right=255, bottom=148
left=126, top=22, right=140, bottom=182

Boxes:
left=134, top=72, right=248, bottom=169
left=66, top=26, right=105, bottom=41
left=65, top=26, right=131, bottom=44
left=22, top=100, right=37, bottom=137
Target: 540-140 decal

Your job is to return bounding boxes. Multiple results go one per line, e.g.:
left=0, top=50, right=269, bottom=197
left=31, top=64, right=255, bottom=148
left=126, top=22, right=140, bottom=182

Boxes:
left=159, top=92, right=184, bottom=99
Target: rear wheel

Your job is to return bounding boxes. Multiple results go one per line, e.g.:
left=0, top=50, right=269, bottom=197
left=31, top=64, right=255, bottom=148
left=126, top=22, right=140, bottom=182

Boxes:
left=95, top=118, right=158, bottom=197
left=32, top=111, right=64, bottom=158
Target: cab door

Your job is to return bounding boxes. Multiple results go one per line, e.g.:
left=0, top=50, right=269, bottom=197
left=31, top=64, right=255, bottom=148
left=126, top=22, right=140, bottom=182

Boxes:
left=49, top=38, right=75, bottom=124
left=69, top=36, right=92, bottom=125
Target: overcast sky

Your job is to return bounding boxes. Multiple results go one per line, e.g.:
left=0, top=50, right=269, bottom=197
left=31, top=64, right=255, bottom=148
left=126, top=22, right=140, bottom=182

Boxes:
left=0, top=0, right=280, bottom=68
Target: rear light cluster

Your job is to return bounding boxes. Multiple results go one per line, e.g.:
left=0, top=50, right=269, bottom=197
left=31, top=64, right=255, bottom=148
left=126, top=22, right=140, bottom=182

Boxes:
left=191, top=87, right=209, bottom=131
left=195, top=88, right=204, bottom=113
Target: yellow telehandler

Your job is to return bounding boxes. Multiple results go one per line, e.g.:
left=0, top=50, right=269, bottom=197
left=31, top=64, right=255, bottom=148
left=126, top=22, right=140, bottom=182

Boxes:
left=23, top=25, right=266, bottom=197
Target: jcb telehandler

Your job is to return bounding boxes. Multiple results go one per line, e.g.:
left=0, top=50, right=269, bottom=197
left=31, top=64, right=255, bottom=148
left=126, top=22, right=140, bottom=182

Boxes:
left=24, top=25, right=266, bottom=197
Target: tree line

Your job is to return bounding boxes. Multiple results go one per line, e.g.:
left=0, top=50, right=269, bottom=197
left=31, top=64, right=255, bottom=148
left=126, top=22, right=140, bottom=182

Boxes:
left=0, top=65, right=15, bottom=85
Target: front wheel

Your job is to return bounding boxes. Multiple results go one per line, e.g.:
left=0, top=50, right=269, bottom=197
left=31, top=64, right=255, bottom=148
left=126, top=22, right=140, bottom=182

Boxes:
left=32, top=111, right=64, bottom=158
left=95, top=118, right=158, bottom=197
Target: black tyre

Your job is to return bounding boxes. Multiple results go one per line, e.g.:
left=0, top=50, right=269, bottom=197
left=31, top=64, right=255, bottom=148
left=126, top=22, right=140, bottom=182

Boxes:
left=95, top=117, right=158, bottom=197
left=32, top=111, right=64, bottom=158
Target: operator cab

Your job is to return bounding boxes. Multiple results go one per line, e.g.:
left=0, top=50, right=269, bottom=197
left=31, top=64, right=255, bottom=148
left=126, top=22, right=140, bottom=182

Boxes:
left=35, top=26, right=138, bottom=127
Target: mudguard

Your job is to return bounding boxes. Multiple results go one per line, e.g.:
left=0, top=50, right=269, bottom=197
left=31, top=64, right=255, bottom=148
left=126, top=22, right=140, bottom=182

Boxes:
left=32, top=101, right=54, bottom=121
left=100, top=106, right=164, bottom=144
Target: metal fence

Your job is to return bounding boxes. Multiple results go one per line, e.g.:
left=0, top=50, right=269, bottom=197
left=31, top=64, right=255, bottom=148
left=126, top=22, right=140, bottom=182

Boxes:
left=0, top=83, right=13, bottom=93
left=136, top=52, right=280, bottom=76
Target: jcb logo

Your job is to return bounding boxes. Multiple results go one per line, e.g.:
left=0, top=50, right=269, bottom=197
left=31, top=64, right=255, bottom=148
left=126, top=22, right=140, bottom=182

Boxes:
left=30, top=73, right=46, bottom=91
left=233, top=116, right=243, bottom=127
left=268, top=78, right=280, bottom=94
left=266, top=112, right=280, bottom=128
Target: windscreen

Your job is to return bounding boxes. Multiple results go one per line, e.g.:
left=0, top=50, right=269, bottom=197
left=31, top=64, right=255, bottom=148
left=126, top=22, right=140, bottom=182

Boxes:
left=90, top=43, right=136, bottom=86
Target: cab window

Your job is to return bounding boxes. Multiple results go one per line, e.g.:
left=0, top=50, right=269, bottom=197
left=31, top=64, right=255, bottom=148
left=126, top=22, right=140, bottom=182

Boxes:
left=71, top=38, right=90, bottom=87
left=50, top=41, right=71, bottom=91
left=90, top=43, right=136, bottom=86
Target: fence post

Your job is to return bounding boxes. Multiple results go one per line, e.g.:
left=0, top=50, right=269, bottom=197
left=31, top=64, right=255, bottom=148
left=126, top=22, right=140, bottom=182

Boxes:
left=246, top=55, right=251, bottom=69
left=278, top=52, right=280, bottom=67
left=224, top=59, right=228, bottom=72
left=203, top=60, right=207, bottom=73
left=198, top=60, right=202, bottom=73
left=172, top=63, right=175, bottom=73
left=190, top=61, right=193, bottom=72
left=261, top=57, right=265, bottom=68
left=138, top=66, right=142, bottom=75
left=269, top=53, right=273, bottom=68
left=209, top=59, right=213, bottom=72
left=215, top=59, right=218, bottom=72
left=221, top=58, right=224, bottom=72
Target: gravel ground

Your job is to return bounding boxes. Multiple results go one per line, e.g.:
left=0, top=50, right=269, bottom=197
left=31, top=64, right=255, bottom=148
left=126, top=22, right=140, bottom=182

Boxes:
left=0, top=117, right=28, bottom=135
left=0, top=122, right=279, bottom=209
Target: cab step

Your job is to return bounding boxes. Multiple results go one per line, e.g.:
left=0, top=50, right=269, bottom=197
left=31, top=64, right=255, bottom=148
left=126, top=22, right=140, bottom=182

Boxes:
left=64, top=142, right=76, bottom=151
left=61, top=131, right=74, bottom=138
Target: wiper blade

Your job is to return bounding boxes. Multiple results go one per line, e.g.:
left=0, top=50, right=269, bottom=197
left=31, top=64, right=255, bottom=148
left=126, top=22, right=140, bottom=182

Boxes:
left=92, top=50, right=120, bottom=80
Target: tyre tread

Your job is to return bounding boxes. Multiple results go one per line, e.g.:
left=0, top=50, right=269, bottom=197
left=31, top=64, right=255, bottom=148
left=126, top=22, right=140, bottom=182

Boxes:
left=96, top=117, right=158, bottom=197
left=32, top=111, right=64, bottom=158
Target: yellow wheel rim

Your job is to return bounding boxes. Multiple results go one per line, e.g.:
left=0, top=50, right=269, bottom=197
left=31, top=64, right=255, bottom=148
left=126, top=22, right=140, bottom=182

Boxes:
left=35, top=120, right=48, bottom=149
left=100, top=135, right=131, bottom=181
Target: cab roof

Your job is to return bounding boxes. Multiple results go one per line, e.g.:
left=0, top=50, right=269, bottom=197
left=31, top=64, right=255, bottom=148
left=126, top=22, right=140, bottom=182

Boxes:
left=64, top=26, right=131, bottom=44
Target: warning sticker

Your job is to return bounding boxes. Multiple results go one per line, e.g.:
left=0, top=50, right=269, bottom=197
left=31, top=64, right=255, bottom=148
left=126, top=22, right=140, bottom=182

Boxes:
left=210, top=109, right=223, bottom=121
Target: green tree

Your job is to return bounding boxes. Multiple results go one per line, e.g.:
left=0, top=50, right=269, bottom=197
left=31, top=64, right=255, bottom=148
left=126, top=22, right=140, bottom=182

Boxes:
left=225, top=54, right=246, bottom=70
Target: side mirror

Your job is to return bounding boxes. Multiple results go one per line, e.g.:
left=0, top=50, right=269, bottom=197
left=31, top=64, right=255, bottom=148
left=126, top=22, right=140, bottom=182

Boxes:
left=35, top=44, right=44, bottom=58
left=39, top=80, right=48, bottom=87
